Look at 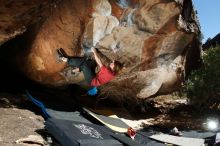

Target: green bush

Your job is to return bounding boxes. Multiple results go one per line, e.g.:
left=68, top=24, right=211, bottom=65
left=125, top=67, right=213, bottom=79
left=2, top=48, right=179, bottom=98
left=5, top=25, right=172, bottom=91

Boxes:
left=184, top=45, right=220, bottom=110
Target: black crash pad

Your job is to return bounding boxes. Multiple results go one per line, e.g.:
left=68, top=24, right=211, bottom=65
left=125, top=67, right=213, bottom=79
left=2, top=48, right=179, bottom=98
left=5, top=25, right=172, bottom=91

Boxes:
left=45, top=118, right=123, bottom=146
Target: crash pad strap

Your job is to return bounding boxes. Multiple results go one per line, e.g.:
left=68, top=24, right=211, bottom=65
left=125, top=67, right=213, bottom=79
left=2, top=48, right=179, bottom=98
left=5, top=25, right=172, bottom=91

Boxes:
left=25, top=90, right=50, bottom=118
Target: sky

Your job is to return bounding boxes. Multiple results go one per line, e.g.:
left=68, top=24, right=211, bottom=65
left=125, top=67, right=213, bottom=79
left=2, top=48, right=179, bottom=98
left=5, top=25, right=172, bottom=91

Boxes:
left=192, top=0, right=220, bottom=43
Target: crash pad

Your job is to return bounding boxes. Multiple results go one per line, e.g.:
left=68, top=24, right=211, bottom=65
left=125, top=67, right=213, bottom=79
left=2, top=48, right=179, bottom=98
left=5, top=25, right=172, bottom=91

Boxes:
left=150, top=134, right=205, bottom=146
left=83, top=108, right=129, bottom=133
left=45, top=118, right=123, bottom=146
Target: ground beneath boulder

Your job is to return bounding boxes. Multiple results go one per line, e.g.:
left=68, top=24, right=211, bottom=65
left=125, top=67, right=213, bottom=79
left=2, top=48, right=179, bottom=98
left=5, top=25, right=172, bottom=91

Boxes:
left=0, top=93, right=48, bottom=146
left=0, top=90, right=218, bottom=146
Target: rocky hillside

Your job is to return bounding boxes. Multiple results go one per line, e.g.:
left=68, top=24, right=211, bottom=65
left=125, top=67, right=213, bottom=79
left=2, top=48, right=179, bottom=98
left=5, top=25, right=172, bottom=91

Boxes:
left=0, top=0, right=201, bottom=100
left=202, top=33, right=220, bottom=50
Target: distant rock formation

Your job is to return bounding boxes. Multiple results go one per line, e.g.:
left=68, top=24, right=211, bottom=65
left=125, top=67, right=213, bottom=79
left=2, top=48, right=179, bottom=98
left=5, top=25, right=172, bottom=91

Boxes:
left=202, top=33, right=220, bottom=50
left=0, top=0, right=201, bottom=100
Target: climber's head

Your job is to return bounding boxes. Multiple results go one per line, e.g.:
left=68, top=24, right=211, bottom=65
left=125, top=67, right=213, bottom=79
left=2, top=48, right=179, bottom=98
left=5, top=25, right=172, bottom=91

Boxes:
left=109, top=60, right=123, bottom=74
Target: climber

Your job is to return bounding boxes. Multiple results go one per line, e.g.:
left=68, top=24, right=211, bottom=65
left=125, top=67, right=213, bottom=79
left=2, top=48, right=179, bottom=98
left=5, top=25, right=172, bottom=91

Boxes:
left=57, top=47, right=123, bottom=87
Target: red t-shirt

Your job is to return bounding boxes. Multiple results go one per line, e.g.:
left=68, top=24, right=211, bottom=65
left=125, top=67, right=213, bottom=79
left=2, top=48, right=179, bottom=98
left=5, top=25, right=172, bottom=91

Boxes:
left=91, top=66, right=115, bottom=87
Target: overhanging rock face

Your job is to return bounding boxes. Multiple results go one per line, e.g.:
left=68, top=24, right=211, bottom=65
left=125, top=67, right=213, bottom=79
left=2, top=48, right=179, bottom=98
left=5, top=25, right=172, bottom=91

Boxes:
left=0, top=0, right=52, bottom=45
left=0, top=0, right=201, bottom=99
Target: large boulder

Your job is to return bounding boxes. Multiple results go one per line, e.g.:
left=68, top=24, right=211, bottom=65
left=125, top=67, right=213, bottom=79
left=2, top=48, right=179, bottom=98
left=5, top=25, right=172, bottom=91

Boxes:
left=0, top=0, right=201, bottom=99
left=0, top=0, right=53, bottom=45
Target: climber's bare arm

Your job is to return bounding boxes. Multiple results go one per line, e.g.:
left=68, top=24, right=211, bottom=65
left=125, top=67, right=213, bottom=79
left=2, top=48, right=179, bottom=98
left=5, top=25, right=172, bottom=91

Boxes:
left=72, top=68, right=80, bottom=73
left=91, top=47, right=103, bottom=67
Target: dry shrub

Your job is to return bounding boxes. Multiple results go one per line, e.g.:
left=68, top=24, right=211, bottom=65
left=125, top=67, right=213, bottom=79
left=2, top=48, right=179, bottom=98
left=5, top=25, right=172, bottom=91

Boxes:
left=184, top=45, right=220, bottom=111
